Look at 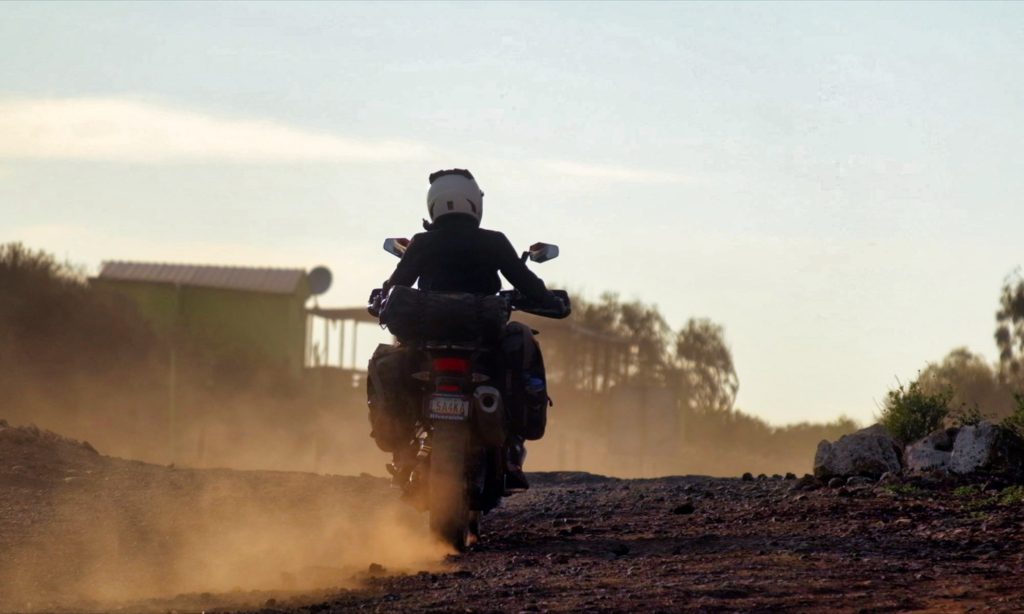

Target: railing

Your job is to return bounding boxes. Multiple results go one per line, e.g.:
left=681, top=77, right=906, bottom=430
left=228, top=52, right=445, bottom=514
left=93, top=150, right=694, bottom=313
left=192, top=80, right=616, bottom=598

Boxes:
left=304, top=306, right=390, bottom=370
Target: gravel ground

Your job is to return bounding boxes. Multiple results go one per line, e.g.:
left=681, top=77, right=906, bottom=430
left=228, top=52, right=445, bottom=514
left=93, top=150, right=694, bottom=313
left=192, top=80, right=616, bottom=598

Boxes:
left=299, top=472, right=1024, bottom=613
left=3, top=421, right=1024, bottom=613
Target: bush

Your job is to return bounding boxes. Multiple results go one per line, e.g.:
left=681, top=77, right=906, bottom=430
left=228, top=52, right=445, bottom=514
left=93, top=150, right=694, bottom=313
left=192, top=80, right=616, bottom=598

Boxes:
left=0, top=242, right=158, bottom=377
left=951, top=403, right=985, bottom=428
left=879, top=379, right=951, bottom=444
left=1001, top=394, right=1024, bottom=438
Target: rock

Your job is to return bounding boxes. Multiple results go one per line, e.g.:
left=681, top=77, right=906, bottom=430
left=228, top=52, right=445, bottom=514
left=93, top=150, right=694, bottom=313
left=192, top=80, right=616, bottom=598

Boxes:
left=671, top=501, right=695, bottom=515
left=846, top=476, right=874, bottom=487
left=785, top=472, right=797, bottom=480
left=905, top=427, right=958, bottom=473
left=950, top=421, right=1024, bottom=478
left=827, top=477, right=845, bottom=489
left=814, top=424, right=902, bottom=480
left=789, top=475, right=822, bottom=491
left=741, top=472, right=754, bottom=481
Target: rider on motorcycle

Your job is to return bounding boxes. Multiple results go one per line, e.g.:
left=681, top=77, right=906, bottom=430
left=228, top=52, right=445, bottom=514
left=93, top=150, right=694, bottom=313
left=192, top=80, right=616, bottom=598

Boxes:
left=383, top=168, right=562, bottom=488
left=387, top=168, right=559, bottom=305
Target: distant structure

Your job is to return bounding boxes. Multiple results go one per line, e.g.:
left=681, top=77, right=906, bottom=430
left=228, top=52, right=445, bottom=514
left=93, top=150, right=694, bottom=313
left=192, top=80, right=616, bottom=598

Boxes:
left=93, top=261, right=326, bottom=375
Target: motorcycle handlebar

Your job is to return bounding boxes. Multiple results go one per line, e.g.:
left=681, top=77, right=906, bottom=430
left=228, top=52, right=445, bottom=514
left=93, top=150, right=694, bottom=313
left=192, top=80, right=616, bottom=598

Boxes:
left=367, top=288, right=570, bottom=320
left=499, top=289, right=572, bottom=319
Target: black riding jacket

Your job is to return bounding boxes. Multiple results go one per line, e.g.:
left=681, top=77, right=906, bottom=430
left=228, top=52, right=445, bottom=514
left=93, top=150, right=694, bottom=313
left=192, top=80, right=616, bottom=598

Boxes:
left=387, top=215, right=555, bottom=305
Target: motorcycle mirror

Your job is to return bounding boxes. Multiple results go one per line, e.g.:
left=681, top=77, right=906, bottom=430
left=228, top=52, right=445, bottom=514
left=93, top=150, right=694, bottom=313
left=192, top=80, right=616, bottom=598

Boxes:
left=383, top=238, right=410, bottom=258
left=528, top=242, right=559, bottom=263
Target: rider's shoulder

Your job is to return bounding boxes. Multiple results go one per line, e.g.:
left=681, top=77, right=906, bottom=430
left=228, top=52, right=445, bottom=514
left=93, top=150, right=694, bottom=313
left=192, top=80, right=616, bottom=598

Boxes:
left=408, top=230, right=433, bottom=244
left=477, top=227, right=510, bottom=242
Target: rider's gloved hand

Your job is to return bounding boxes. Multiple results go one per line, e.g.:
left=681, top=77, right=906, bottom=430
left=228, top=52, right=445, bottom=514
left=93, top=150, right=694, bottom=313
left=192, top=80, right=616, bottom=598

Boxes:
left=542, top=292, right=568, bottom=316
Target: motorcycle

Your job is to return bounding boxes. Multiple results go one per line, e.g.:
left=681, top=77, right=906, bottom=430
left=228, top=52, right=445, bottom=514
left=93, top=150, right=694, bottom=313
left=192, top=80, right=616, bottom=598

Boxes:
left=368, top=239, right=570, bottom=551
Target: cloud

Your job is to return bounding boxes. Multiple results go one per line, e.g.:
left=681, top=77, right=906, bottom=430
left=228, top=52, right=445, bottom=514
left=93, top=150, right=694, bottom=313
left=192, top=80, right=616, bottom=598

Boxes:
left=540, top=159, right=687, bottom=184
left=0, top=98, right=427, bottom=163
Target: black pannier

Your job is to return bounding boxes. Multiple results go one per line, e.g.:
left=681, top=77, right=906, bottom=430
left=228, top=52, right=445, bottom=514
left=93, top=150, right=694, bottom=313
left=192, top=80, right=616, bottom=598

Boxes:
left=366, top=343, right=419, bottom=452
left=380, top=286, right=509, bottom=342
left=501, top=322, right=549, bottom=441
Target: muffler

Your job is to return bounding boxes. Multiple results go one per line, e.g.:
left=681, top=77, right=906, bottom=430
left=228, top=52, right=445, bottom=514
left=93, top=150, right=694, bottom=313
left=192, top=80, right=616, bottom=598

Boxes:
left=473, top=386, right=507, bottom=447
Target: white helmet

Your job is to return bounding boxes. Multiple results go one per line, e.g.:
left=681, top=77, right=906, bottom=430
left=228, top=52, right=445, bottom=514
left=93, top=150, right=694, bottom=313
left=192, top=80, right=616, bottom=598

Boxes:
left=426, top=169, right=484, bottom=223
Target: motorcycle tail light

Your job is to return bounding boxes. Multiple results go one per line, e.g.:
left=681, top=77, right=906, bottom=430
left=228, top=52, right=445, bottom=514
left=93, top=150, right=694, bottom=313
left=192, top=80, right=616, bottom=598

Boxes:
left=433, top=357, right=470, bottom=374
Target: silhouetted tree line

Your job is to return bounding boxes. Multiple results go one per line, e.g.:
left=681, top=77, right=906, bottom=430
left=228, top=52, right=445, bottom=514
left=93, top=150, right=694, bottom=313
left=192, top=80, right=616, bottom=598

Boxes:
left=523, top=291, right=858, bottom=473
left=541, top=292, right=739, bottom=412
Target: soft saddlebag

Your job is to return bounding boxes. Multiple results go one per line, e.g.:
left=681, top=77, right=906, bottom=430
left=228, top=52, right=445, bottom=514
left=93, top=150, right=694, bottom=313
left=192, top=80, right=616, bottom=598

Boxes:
left=501, top=321, right=549, bottom=441
left=379, top=286, right=508, bottom=342
left=366, top=343, right=418, bottom=452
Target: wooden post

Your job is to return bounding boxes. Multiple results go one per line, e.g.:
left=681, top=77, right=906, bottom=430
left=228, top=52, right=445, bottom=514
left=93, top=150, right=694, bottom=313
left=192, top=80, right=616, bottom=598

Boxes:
left=323, top=317, right=330, bottom=367
left=168, top=283, right=181, bottom=464
left=304, top=313, right=312, bottom=367
left=351, top=321, right=359, bottom=371
left=338, top=319, right=345, bottom=368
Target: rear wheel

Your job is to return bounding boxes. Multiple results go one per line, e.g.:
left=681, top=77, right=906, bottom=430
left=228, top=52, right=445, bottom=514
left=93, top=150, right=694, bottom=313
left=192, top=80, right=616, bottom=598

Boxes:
left=467, top=511, right=481, bottom=547
left=429, top=423, right=470, bottom=552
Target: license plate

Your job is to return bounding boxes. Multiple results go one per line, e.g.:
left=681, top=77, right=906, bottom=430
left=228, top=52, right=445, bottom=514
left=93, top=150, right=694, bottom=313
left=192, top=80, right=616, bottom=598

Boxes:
left=428, top=395, right=470, bottom=421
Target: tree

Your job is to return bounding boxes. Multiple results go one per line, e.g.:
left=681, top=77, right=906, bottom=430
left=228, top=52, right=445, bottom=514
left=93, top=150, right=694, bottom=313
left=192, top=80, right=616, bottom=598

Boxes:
left=996, top=269, right=1024, bottom=381
left=672, top=318, right=739, bottom=414
left=918, top=347, right=1015, bottom=418
left=567, top=292, right=671, bottom=386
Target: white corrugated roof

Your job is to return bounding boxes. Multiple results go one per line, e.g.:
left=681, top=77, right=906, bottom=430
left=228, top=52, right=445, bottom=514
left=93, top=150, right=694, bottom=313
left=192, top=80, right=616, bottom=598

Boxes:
left=98, top=261, right=306, bottom=295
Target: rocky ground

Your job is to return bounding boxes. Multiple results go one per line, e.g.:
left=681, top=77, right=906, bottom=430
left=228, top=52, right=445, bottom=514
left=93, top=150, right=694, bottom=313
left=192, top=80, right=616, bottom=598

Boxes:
left=301, top=473, right=1024, bottom=613
left=3, top=420, right=1024, bottom=612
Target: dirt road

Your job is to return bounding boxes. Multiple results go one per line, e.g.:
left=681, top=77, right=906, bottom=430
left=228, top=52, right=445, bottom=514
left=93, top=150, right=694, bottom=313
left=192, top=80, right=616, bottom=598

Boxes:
left=3, top=422, right=1024, bottom=612
left=308, top=473, right=1024, bottom=613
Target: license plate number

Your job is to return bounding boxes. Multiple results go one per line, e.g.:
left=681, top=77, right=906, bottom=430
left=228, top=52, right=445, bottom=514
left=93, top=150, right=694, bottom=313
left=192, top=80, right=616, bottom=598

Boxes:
left=429, top=395, right=470, bottom=421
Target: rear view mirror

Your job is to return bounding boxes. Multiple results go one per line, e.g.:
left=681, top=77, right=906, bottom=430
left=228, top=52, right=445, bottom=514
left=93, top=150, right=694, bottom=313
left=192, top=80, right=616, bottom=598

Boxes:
left=528, top=242, right=559, bottom=263
left=383, top=238, right=410, bottom=258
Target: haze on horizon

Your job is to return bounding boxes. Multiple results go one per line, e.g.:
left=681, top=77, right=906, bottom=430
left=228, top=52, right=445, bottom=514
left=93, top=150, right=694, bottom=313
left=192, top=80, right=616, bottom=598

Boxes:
left=2, top=1, right=1022, bottom=426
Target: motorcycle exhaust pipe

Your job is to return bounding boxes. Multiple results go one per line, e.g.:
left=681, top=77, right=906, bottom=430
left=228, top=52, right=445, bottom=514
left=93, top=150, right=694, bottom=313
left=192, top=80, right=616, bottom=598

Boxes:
left=474, top=386, right=501, bottom=413
left=473, top=386, right=506, bottom=447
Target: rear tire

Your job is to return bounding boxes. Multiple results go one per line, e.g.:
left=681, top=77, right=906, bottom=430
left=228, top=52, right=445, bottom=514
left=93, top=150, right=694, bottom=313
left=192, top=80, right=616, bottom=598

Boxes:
left=467, top=511, right=481, bottom=547
left=429, top=423, right=470, bottom=552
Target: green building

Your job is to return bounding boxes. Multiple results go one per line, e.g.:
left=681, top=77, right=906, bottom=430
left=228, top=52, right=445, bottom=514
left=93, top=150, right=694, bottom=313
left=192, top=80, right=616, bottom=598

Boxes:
left=93, top=261, right=316, bottom=375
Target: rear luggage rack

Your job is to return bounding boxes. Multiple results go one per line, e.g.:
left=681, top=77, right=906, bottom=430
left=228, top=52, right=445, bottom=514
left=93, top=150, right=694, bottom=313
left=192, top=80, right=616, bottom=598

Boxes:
left=423, top=341, right=482, bottom=351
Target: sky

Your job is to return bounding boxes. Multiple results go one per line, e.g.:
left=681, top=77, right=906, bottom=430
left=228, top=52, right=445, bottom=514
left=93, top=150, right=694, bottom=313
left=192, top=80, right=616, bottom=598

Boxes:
left=2, top=1, right=1023, bottom=426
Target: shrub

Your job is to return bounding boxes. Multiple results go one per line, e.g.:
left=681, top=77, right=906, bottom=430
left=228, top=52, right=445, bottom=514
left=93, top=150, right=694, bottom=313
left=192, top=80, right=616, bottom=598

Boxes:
left=951, top=403, right=985, bottom=428
left=0, top=242, right=158, bottom=376
left=1000, top=485, right=1024, bottom=506
left=1001, top=394, right=1024, bottom=438
left=952, top=485, right=979, bottom=498
left=879, top=379, right=951, bottom=444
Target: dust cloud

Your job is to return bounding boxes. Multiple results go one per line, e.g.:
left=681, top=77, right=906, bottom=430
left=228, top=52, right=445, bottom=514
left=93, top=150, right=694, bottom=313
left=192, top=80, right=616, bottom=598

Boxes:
left=0, top=422, right=447, bottom=613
